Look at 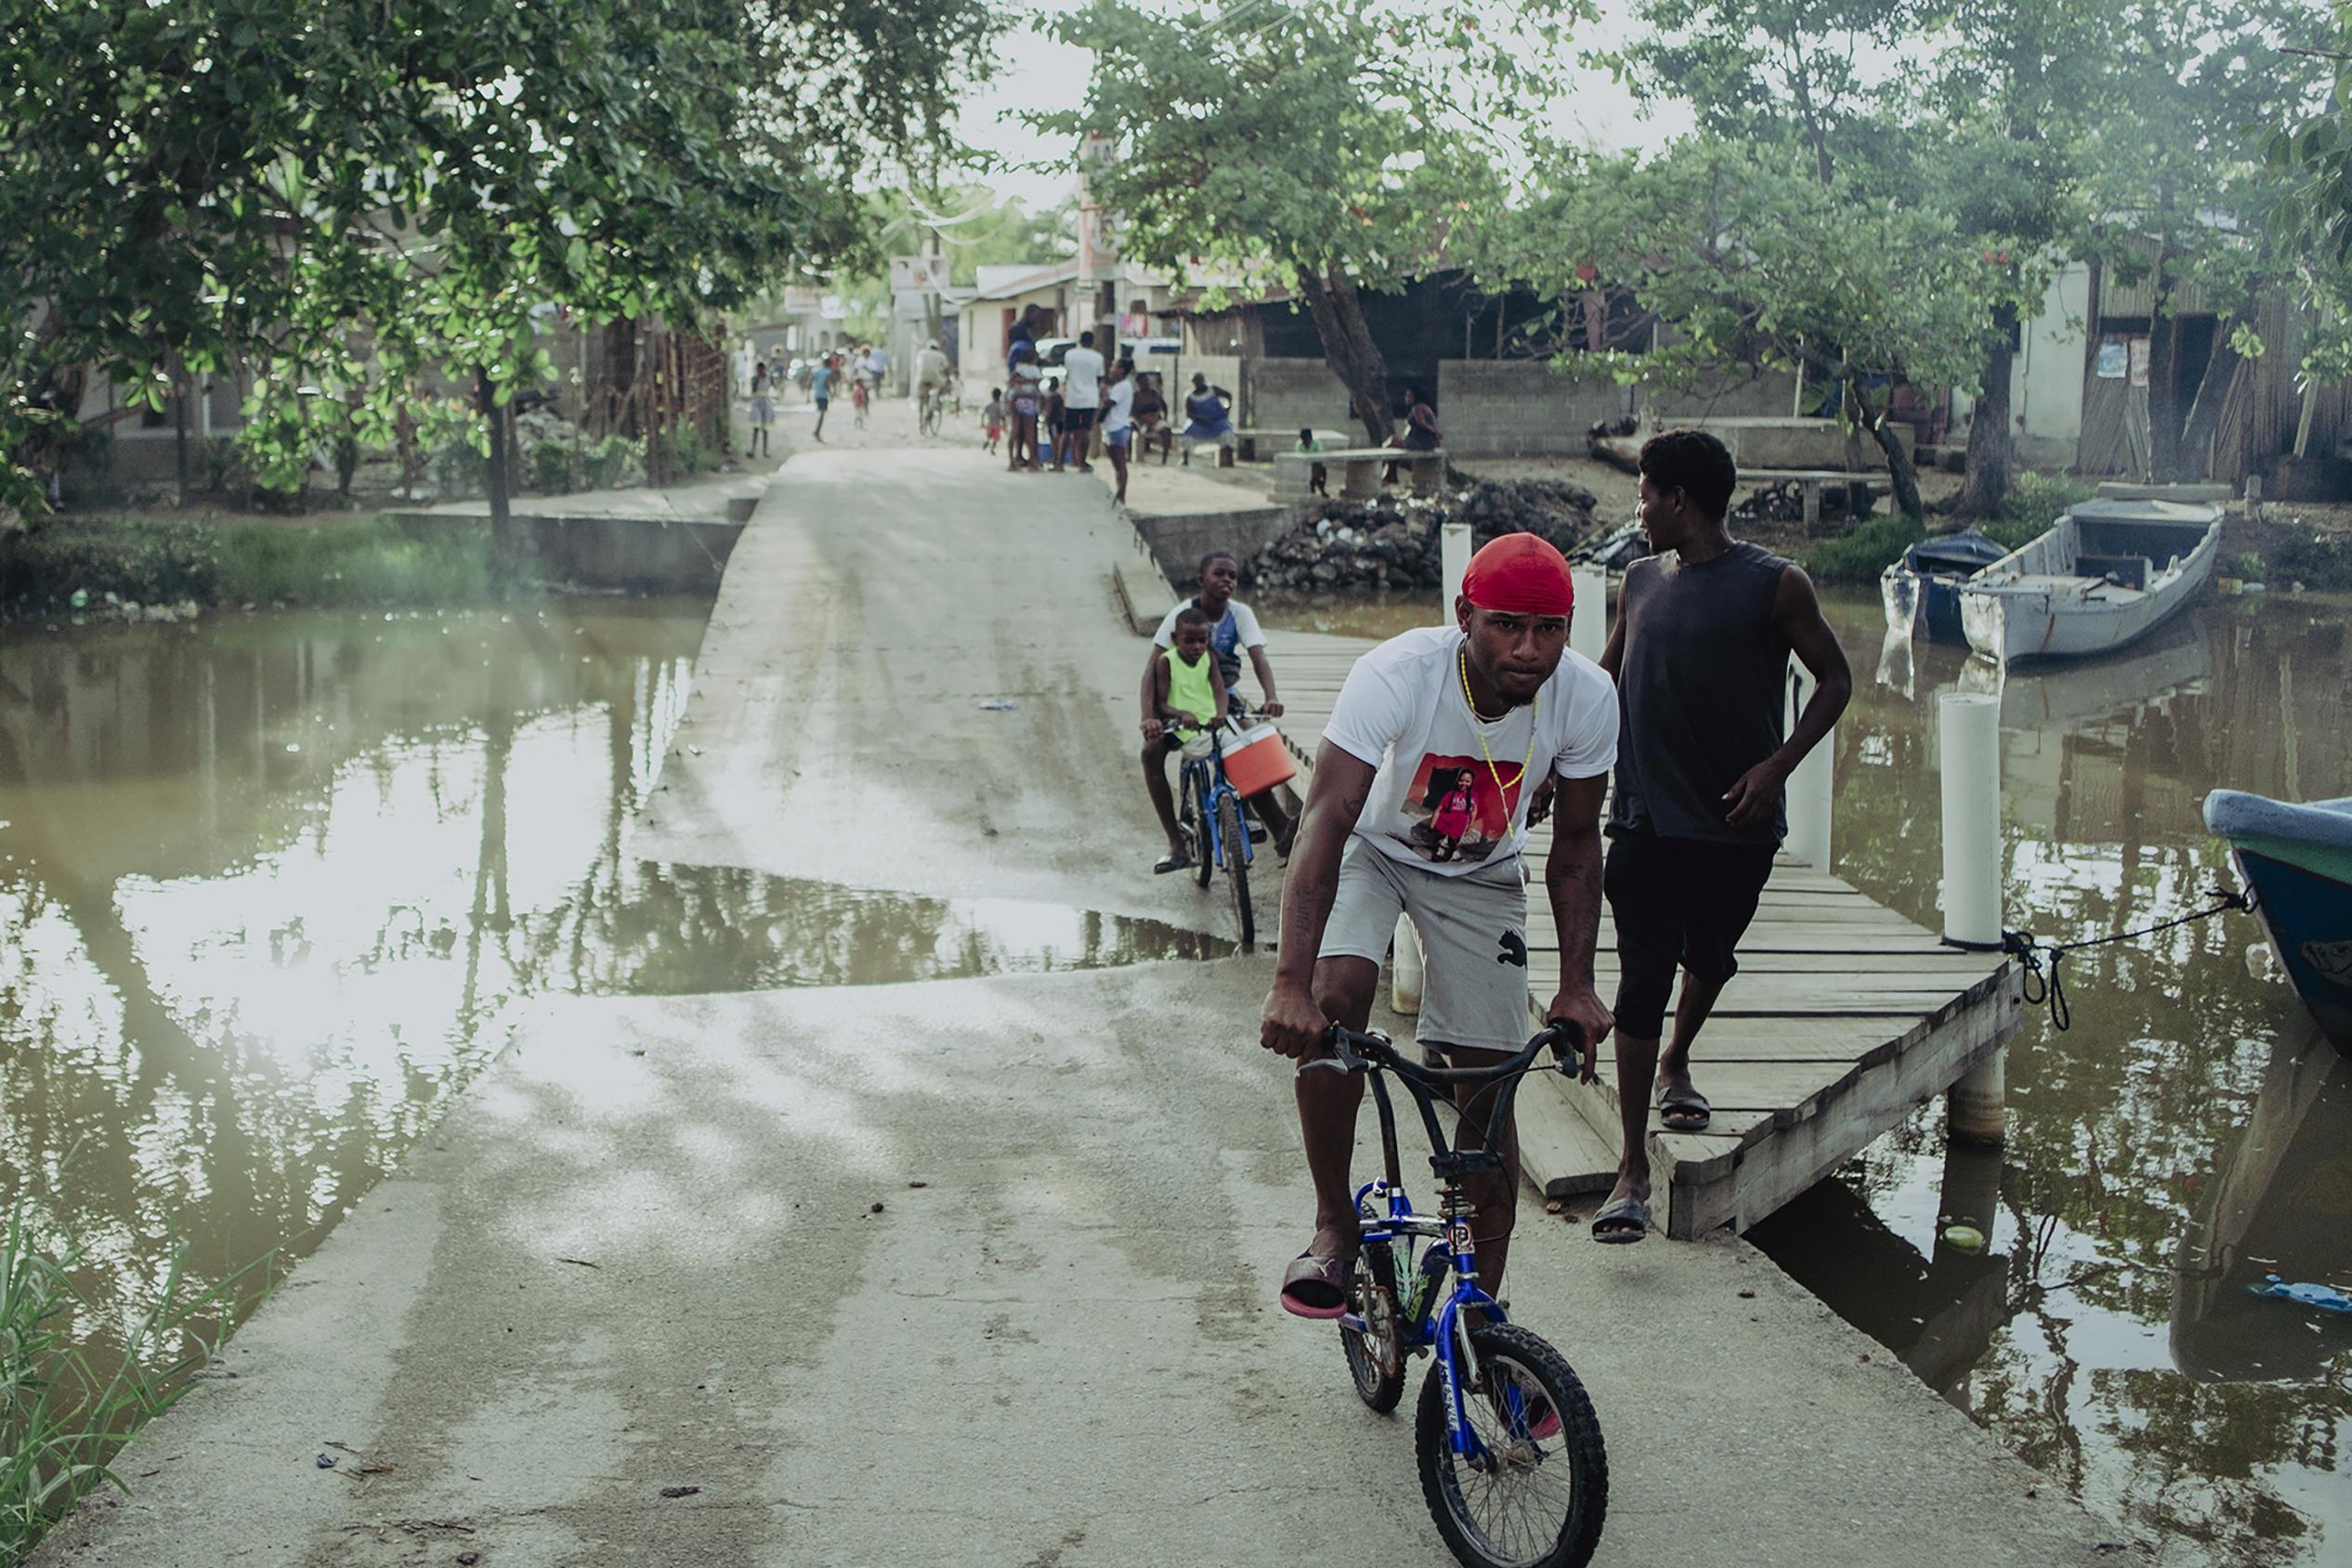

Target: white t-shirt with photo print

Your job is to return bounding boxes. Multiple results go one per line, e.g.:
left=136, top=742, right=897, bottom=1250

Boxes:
left=1322, top=626, right=1617, bottom=876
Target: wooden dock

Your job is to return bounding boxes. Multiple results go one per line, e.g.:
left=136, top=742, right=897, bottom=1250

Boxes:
left=1271, top=636, right=2023, bottom=1241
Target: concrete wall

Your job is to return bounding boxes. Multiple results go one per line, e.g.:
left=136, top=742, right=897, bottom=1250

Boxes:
left=1648, top=369, right=1803, bottom=423
left=1249, top=359, right=1355, bottom=438
left=388, top=511, right=743, bottom=593
left=1128, top=505, right=1289, bottom=589
left=1437, top=362, right=1635, bottom=456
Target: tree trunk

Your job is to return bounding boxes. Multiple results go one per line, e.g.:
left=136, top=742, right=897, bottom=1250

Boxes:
left=1865, top=409, right=1925, bottom=520
left=477, top=362, right=514, bottom=566
left=2145, top=244, right=2181, bottom=480
left=1294, top=267, right=1393, bottom=445
left=1955, top=307, right=2018, bottom=517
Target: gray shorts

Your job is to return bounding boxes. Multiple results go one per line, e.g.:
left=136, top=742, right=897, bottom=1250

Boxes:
left=1318, top=837, right=1531, bottom=1053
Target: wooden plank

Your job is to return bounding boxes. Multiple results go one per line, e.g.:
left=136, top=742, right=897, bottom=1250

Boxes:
left=1666, top=972, right=2025, bottom=1238
left=1273, top=626, right=2026, bottom=1243
left=1515, top=1072, right=1623, bottom=1199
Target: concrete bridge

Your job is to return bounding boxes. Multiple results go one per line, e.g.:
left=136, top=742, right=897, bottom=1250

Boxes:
left=38, top=421, right=2122, bottom=1566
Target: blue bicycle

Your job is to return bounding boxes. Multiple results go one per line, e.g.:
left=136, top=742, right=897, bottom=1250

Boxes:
left=1172, top=721, right=1257, bottom=947
left=1314, top=1021, right=1608, bottom=1568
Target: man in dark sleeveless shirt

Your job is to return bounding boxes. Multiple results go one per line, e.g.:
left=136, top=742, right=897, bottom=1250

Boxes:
left=1589, top=428, right=1851, bottom=1243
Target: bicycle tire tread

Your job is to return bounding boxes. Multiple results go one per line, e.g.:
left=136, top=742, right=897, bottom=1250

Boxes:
left=1415, top=1321, right=1608, bottom=1568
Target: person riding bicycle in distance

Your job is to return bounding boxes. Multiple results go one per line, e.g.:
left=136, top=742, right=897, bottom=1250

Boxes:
left=1260, top=532, right=1618, bottom=1317
left=1142, top=608, right=1232, bottom=868
left=1141, top=550, right=1293, bottom=872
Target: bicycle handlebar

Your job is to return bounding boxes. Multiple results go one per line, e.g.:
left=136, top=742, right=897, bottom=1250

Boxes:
left=1318, top=1019, right=1585, bottom=1088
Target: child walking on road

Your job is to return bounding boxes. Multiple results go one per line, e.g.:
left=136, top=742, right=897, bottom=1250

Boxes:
left=983, top=389, right=1005, bottom=456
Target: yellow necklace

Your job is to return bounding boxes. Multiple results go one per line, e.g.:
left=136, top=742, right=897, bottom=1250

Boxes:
left=1458, top=648, right=1538, bottom=854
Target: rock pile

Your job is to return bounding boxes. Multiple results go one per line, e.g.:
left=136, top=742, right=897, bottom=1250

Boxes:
left=1456, top=478, right=1601, bottom=555
left=1244, top=479, right=1602, bottom=594
left=1248, top=497, right=1446, bottom=592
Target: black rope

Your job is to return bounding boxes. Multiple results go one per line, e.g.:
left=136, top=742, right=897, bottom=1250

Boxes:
left=1999, top=885, right=2256, bottom=1032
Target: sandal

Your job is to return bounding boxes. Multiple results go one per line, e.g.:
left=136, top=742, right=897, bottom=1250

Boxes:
left=1656, top=1084, right=1712, bottom=1133
left=1153, top=852, right=1194, bottom=876
left=1279, top=1249, right=1352, bottom=1319
left=1589, top=1195, right=1651, bottom=1245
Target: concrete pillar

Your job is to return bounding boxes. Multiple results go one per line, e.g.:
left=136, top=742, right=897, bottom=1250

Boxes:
left=1392, top=917, right=1424, bottom=1015
left=1940, top=691, right=2006, bottom=1143
left=1933, top=1139, right=2002, bottom=1260
left=1782, top=660, right=1834, bottom=869
left=1441, top=522, right=1472, bottom=620
left=1570, top=568, right=1606, bottom=663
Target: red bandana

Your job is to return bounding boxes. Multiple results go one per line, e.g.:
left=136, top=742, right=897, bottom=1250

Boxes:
left=1461, top=533, right=1575, bottom=617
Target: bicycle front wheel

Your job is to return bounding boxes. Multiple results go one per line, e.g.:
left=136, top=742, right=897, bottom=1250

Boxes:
left=1217, top=790, right=1253, bottom=946
left=1416, top=1321, right=1607, bottom=1568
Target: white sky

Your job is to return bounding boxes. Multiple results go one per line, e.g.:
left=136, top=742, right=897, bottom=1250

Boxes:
left=951, top=0, right=1693, bottom=212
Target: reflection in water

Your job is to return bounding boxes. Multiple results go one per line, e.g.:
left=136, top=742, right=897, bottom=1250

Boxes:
left=0, top=607, right=1222, bottom=1385
left=1747, top=591, right=2352, bottom=1565
left=2172, top=1024, right=2352, bottom=1389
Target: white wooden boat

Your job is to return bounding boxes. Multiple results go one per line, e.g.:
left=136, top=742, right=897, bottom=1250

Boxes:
left=1957, top=499, right=2223, bottom=665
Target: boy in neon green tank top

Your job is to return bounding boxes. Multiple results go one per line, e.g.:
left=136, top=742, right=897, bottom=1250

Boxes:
left=1145, top=607, right=1230, bottom=873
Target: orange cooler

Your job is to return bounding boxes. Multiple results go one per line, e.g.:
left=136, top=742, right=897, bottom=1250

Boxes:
left=1223, top=722, right=1299, bottom=797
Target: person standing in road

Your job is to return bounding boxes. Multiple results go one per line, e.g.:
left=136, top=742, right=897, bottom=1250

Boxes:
left=808, top=355, right=835, bottom=442
left=1059, top=330, right=1105, bottom=473
left=1587, top=427, right=1852, bottom=1245
left=1100, top=356, right=1135, bottom=503
left=1006, top=333, right=1043, bottom=474
left=747, top=361, right=774, bottom=459
left=1258, top=532, right=1617, bottom=1315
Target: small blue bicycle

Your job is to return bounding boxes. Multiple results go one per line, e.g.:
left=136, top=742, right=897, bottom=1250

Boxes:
left=1315, top=1021, right=1608, bottom=1568
left=1171, top=721, right=1257, bottom=947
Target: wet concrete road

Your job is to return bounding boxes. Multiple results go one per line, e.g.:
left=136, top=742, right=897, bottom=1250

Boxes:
left=38, top=448, right=2123, bottom=1566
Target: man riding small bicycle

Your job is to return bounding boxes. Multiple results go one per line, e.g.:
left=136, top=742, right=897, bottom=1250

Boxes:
left=1260, top=533, right=1622, bottom=1317
left=912, top=339, right=952, bottom=433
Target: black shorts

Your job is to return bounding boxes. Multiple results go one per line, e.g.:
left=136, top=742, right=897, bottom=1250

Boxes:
left=1065, top=406, right=1098, bottom=432
left=1602, top=828, right=1778, bottom=1039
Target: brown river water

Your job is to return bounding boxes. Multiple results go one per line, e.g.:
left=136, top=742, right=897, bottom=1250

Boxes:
left=2, top=588, right=2346, bottom=1563
left=1261, top=585, right=2352, bottom=1565
left=0, top=602, right=1216, bottom=1398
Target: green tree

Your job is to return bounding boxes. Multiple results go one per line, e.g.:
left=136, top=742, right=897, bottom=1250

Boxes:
left=0, top=0, right=999, bottom=530
left=2069, top=0, right=2332, bottom=483
left=1037, top=0, right=1574, bottom=444
left=1491, top=137, right=2019, bottom=517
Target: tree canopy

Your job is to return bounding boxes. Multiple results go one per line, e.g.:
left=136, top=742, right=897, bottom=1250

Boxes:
left=1036, top=0, right=1576, bottom=441
left=0, top=0, right=1000, bottom=517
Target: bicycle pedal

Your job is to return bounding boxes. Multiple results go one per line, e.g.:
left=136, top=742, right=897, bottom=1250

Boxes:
left=1247, top=825, right=1269, bottom=843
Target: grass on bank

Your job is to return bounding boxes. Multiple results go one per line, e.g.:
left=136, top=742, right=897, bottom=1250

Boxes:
left=1800, top=471, right=2101, bottom=586
left=1, top=1201, right=273, bottom=1564
left=1799, top=468, right=2352, bottom=590
left=0, top=516, right=505, bottom=615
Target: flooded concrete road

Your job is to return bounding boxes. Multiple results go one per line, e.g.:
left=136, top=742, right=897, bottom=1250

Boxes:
left=0, top=604, right=1216, bottom=1383
left=36, top=464, right=2117, bottom=1567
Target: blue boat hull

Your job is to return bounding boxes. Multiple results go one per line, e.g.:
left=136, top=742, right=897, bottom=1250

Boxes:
left=2205, top=791, right=2352, bottom=1054
left=2233, top=849, right=2352, bottom=1052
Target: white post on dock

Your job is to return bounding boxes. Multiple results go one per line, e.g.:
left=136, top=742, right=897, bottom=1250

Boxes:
left=1782, top=660, right=1834, bottom=869
left=1939, top=691, right=2006, bottom=1143
left=1569, top=568, right=1607, bottom=663
left=1441, top=522, right=1472, bottom=617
